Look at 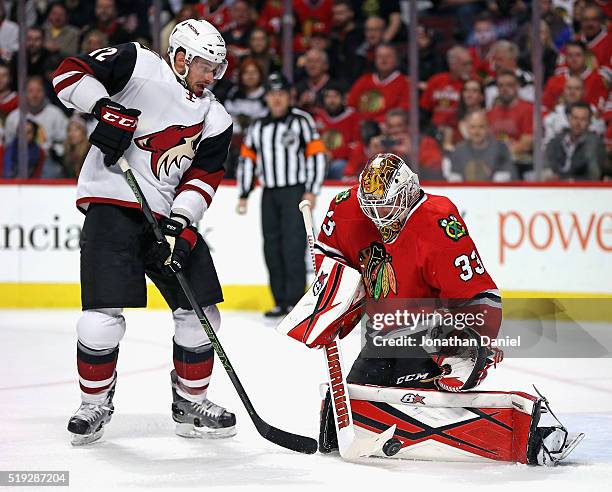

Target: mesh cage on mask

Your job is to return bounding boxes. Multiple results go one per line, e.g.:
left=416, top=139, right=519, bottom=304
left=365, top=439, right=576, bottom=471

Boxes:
left=357, top=153, right=421, bottom=234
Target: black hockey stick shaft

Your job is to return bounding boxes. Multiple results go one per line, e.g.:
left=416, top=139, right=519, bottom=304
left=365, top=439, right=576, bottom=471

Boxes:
left=118, top=158, right=317, bottom=454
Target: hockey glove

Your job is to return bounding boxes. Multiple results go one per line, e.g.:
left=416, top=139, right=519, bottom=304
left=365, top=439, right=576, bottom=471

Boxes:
left=90, top=98, right=140, bottom=167
left=159, top=216, right=198, bottom=274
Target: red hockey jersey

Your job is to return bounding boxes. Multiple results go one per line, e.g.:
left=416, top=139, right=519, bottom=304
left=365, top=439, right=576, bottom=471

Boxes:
left=347, top=71, right=411, bottom=123
left=314, top=107, right=360, bottom=161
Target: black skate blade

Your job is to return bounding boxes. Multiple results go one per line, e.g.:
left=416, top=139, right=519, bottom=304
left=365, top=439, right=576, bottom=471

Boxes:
left=255, top=420, right=317, bottom=454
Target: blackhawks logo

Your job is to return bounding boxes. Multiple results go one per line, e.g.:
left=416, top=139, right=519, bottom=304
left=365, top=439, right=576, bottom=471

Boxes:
left=358, top=242, right=397, bottom=300
left=335, top=189, right=351, bottom=204
left=438, top=215, right=467, bottom=241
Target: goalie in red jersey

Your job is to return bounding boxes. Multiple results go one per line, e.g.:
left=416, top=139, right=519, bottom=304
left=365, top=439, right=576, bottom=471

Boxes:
left=279, top=153, right=584, bottom=465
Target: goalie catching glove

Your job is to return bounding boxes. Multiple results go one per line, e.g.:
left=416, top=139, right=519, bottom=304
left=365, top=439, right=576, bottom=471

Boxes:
left=90, top=97, right=140, bottom=167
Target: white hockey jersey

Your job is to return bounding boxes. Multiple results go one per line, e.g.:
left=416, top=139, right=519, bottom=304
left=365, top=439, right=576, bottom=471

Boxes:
left=53, top=42, right=233, bottom=224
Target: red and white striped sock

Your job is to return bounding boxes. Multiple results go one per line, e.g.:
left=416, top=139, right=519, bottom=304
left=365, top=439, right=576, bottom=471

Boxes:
left=173, top=339, right=214, bottom=403
left=77, top=341, right=118, bottom=404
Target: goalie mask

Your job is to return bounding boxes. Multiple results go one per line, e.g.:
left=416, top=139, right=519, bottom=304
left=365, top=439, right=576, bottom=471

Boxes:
left=168, top=19, right=228, bottom=89
left=357, top=153, right=421, bottom=243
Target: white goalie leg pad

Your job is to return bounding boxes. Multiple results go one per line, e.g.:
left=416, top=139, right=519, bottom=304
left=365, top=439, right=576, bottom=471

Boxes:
left=76, top=308, right=126, bottom=349
left=173, top=304, right=220, bottom=348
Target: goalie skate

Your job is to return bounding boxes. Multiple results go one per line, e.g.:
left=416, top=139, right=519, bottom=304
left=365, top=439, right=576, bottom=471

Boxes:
left=67, top=379, right=115, bottom=446
left=171, top=370, right=236, bottom=438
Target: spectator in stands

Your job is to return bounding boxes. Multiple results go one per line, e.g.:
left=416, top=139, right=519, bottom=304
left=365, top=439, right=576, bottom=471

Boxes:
left=441, top=78, right=486, bottom=151
left=540, top=0, right=572, bottom=49
left=194, top=0, right=232, bottom=32
left=517, top=20, right=559, bottom=82
left=445, top=110, right=515, bottom=182
left=294, top=0, right=333, bottom=37
left=160, top=5, right=198, bottom=61
left=82, top=0, right=131, bottom=46
left=574, top=3, right=611, bottom=69
left=10, top=26, right=50, bottom=85
left=368, top=109, right=443, bottom=179
left=4, top=76, right=68, bottom=166
left=314, top=82, right=359, bottom=179
left=544, top=75, right=606, bottom=144
left=80, top=29, right=108, bottom=55
left=415, top=26, right=445, bottom=91
left=295, top=48, right=331, bottom=112
left=486, top=71, right=533, bottom=166
left=0, top=4, right=18, bottom=62
left=223, top=0, right=255, bottom=61
left=466, top=13, right=499, bottom=77
left=62, top=113, right=89, bottom=178
left=225, top=58, right=268, bottom=134
left=247, top=27, right=281, bottom=77
left=544, top=102, right=606, bottom=180
left=354, top=16, right=386, bottom=76
left=0, top=61, right=17, bottom=123
left=348, top=44, right=410, bottom=124
left=43, top=3, right=80, bottom=57
left=343, top=119, right=381, bottom=179
left=420, top=46, right=472, bottom=136
left=543, top=41, right=608, bottom=112
left=357, top=0, right=402, bottom=43
left=2, top=119, right=45, bottom=178
left=64, top=0, right=96, bottom=29
left=329, top=1, right=363, bottom=83
left=485, top=40, right=534, bottom=108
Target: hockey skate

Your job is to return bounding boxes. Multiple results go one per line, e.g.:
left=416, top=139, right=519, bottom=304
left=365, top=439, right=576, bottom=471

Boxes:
left=67, top=378, right=115, bottom=446
left=171, top=370, right=236, bottom=438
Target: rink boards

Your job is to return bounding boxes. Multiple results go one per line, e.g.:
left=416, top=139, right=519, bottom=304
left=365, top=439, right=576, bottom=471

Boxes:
left=0, top=181, right=610, bottom=309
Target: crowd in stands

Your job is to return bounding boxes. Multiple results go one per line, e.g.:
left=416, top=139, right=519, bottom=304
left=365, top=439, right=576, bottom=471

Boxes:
left=0, top=0, right=610, bottom=181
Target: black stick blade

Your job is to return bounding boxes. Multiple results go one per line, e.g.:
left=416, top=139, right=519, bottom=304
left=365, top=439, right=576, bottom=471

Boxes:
left=255, top=420, right=318, bottom=454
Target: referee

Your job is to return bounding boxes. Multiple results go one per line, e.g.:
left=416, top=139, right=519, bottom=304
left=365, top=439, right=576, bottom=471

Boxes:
left=237, top=72, right=327, bottom=318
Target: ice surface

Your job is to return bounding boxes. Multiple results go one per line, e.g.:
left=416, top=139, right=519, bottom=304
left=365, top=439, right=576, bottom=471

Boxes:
left=1, top=310, right=611, bottom=491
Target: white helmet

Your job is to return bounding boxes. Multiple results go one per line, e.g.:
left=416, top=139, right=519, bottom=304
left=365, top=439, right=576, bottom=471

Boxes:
left=357, top=153, right=421, bottom=243
left=168, top=19, right=228, bottom=85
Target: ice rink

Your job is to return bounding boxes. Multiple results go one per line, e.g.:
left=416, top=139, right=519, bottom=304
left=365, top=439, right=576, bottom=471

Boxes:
left=1, top=309, right=611, bottom=491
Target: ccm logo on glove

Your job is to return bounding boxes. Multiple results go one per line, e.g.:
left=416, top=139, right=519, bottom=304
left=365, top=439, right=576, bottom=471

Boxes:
left=100, top=107, right=138, bottom=129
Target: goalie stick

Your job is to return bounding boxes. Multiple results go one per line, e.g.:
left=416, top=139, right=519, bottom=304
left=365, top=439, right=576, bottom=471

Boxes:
left=299, top=199, right=396, bottom=460
left=119, top=157, right=317, bottom=454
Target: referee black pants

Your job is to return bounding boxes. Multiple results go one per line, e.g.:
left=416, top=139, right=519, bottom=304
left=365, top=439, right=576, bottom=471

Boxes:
left=261, top=185, right=307, bottom=308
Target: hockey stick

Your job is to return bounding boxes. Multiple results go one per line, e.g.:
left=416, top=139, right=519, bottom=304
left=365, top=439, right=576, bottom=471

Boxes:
left=118, top=157, right=317, bottom=454
left=299, top=200, right=396, bottom=460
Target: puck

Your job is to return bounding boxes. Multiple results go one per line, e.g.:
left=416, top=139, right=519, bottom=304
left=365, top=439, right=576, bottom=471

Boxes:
left=382, top=438, right=402, bottom=456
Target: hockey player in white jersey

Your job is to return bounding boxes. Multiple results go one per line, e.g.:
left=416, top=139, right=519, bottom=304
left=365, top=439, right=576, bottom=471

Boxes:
left=53, top=19, right=236, bottom=444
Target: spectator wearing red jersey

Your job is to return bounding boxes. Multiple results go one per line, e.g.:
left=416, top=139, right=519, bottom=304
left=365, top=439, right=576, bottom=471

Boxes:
left=223, top=0, right=255, bottom=61
left=486, top=71, right=534, bottom=165
left=544, top=75, right=606, bottom=145
left=420, top=46, right=472, bottom=135
left=347, top=44, right=410, bottom=124
left=294, top=0, right=333, bottom=37
left=575, top=3, right=611, bottom=69
left=484, top=40, right=534, bottom=108
left=544, top=41, right=609, bottom=112
left=0, top=61, right=17, bottom=122
left=194, top=0, right=232, bottom=32
left=354, top=16, right=386, bottom=76
left=295, top=48, right=332, bottom=112
left=314, top=83, right=359, bottom=179
left=368, top=109, right=443, bottom=179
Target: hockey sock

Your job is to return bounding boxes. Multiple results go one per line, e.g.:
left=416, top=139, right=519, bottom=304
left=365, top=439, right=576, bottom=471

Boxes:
left=77, top=341, right=118, bottom=403
left=173, top=339, right=214, bottom=403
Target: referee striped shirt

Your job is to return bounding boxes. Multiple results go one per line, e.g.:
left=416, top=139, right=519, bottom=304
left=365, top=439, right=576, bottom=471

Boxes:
left=237, top=107, right=327, bottom=198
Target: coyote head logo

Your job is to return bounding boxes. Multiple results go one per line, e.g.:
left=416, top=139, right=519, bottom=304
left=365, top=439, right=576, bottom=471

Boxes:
left=135, top=122, right=204, bottom=179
